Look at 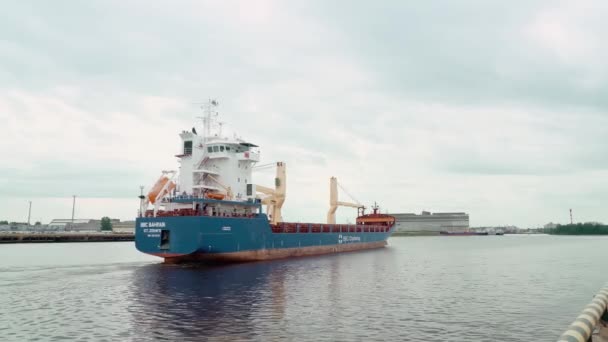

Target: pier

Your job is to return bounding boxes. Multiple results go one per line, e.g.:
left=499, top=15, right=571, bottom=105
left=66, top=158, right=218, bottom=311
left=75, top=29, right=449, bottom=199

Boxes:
left=0, top=233, right=134, bottom=243
left=558, top=284, right=608, bottom=342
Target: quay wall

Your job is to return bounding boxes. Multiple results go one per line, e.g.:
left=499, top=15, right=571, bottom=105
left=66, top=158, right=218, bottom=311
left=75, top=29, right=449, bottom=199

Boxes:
left=0, top=233, right=134, bottom=243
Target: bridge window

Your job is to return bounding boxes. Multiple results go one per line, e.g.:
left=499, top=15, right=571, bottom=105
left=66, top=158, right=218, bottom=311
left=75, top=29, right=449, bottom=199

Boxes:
left=183, top=141, right=193, bottom=155
left=207, top=147, right=212, bottom=153
left=213, top=146, right=219, bottom=152
left=226, top=146, right=231, bottom=151
left=220, top=146, right=225, bottom=152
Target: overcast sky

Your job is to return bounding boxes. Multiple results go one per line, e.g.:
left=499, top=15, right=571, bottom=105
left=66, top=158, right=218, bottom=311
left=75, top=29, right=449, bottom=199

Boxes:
left=1, top=1, right=607, bottom=227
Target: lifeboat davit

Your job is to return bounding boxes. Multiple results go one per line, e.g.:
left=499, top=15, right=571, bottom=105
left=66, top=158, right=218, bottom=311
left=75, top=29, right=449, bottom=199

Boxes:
left=147, top=176, right=176, bottom=204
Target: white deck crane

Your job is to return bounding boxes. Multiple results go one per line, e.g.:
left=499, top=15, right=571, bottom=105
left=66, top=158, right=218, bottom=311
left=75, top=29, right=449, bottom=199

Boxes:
left=327, top=177, right=364, bottom=224
left=254, top=162, right=286, bottom=225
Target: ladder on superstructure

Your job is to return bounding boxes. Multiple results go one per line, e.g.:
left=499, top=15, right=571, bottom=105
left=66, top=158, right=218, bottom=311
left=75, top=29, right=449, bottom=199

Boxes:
left=193, top=156, right=211, bottom=196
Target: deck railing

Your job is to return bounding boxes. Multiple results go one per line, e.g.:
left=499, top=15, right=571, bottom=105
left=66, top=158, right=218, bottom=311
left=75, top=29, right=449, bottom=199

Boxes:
left=558, top=283, right=608, bottom=342
left=270, top=223, right=391, bottom=234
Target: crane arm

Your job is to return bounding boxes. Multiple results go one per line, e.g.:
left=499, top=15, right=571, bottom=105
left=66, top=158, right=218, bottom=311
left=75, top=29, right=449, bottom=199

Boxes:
left=254, top=185, right=276, bottom=195
left=252, top=162, right=286, bottom=225
left=337, top=201, right=362, bottom=209
left=260, top=196, right=276, bottom=204
left=327, top=177, right=364, bottom=224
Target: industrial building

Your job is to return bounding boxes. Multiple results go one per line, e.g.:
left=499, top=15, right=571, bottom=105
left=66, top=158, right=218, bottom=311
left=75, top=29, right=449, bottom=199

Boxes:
left=112, top=221, right=135, bottom=234
left=0, top=219, right=134, bottom=234
left=389, top=211, right=470, bottom=235
left=48, top=218, right=120, bottom=232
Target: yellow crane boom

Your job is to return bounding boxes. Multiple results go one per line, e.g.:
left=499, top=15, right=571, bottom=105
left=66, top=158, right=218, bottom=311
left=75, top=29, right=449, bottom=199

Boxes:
left=254, top=162, right=286, bottom=225
left=327, top=177, right=363, bottom=224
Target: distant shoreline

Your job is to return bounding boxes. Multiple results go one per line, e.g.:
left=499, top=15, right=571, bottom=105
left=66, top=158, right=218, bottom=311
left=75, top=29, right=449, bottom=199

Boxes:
left=545, top=223, right=608, bottom=235
left=0, top=232, right=134, bottom=244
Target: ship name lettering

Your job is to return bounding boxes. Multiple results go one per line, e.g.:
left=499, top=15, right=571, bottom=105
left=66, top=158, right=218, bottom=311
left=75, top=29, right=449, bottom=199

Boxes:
left=342, top=236, right=361, bottom=243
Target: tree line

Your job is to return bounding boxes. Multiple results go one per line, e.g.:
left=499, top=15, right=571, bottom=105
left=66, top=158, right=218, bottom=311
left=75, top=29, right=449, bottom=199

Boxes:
left=1, top=218, right=112, bottom=230
left=0, top=220, right=41, bottom=225
left=545, top=223, right=608, bottom=235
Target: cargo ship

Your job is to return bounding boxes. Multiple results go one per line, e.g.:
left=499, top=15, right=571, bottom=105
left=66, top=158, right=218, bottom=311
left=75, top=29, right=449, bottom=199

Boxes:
left=135, top=100, right=395, bottom=263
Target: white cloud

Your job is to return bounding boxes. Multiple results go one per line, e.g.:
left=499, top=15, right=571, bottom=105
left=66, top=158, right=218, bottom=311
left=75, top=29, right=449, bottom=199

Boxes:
left=1, top=1, right=607, bottom=226
left=524, top=1, right=606, bottom=64
left=522, top=0, right=608, bottom=92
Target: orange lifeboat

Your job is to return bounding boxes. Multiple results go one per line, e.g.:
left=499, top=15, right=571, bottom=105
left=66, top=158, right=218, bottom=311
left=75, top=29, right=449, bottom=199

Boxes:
left=147, top=176, right=176, bottom=204
left=206, top=192, right=226, bottom=200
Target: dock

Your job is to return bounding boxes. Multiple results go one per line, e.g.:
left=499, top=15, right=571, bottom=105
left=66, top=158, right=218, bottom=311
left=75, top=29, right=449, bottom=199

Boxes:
left=558, top=283, right=608, bottom=342
left=0, top=233, right=134, bottom=243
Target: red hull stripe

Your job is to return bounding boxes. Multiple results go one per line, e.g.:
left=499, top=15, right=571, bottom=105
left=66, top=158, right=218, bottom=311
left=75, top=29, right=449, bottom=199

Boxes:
left=149, top=241, right=388, bottom=264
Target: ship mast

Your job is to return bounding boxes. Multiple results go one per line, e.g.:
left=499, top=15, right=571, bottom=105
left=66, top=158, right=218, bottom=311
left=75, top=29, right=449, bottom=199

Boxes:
left=200, top=99, right=219, bottom=142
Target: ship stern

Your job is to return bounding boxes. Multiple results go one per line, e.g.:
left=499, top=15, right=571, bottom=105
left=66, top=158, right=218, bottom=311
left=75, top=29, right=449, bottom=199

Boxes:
left=135, top=216, right=201, bottom=260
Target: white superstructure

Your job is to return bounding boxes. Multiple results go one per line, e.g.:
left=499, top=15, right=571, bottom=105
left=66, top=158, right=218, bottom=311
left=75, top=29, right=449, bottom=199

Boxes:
left=141, top=100, right=288, bottom=223
left=176, top=100, right=260, bottom=200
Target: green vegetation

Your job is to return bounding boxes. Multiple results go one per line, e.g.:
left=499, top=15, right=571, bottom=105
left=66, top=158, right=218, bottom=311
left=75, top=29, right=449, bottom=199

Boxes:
left=0, top=220, right=8, bottom=225
left=35, top=221, right=41, bottom=225
left=546, top=223, right=608, bottom=235
left=100, top=217, right=113, bottom=231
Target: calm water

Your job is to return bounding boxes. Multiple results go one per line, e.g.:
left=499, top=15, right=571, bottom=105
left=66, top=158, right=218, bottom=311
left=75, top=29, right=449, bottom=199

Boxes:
left=1, top=235, right=607, bottom=341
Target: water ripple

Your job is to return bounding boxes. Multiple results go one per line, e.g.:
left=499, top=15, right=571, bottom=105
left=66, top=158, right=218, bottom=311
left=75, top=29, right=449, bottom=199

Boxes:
left=1, top=236, right=608, bottom=341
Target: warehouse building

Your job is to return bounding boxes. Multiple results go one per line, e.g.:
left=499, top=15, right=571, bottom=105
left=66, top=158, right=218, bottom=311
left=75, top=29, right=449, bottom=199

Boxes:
left=48, top=218, right=120, bottom=232
left=112, top=221, right=135, bottom=234
left=390, top=211, right=470, bottom=235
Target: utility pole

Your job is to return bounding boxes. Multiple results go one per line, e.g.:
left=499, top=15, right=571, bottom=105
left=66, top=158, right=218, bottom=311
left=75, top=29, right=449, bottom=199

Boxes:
left=569, top=208, right=573, bottom=225
left=27, top=201, right=32, bottom=226
left=71, top=195, right=76, bottom=231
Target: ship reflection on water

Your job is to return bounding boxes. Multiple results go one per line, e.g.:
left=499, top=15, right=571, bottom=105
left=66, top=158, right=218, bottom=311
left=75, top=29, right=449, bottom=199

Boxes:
left=7, top=237, right=600, bottom=341
left=129, top=261, right=288, bottom=341
left=128, top=248, right=395, bottom=341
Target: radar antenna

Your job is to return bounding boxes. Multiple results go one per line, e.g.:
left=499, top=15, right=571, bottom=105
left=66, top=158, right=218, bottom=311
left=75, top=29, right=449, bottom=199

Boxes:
left=194, top=99, right=219, bottom=142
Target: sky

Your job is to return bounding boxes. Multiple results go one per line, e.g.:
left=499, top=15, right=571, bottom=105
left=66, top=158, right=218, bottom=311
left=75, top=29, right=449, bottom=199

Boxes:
left=1, top=1, right=607, bottom=227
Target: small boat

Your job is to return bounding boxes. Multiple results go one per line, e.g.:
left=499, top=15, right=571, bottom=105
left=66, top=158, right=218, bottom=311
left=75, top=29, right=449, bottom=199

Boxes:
left=439, top=231, right=489, bottom=236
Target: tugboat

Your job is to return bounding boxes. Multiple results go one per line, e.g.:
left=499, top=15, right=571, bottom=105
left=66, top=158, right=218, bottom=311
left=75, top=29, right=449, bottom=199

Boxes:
left=135, top=100, right=396, bottom=263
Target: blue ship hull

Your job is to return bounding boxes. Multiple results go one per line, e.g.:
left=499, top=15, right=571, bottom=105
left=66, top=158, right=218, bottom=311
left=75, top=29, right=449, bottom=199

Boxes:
left=135, top=214, right=394, bottom=263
